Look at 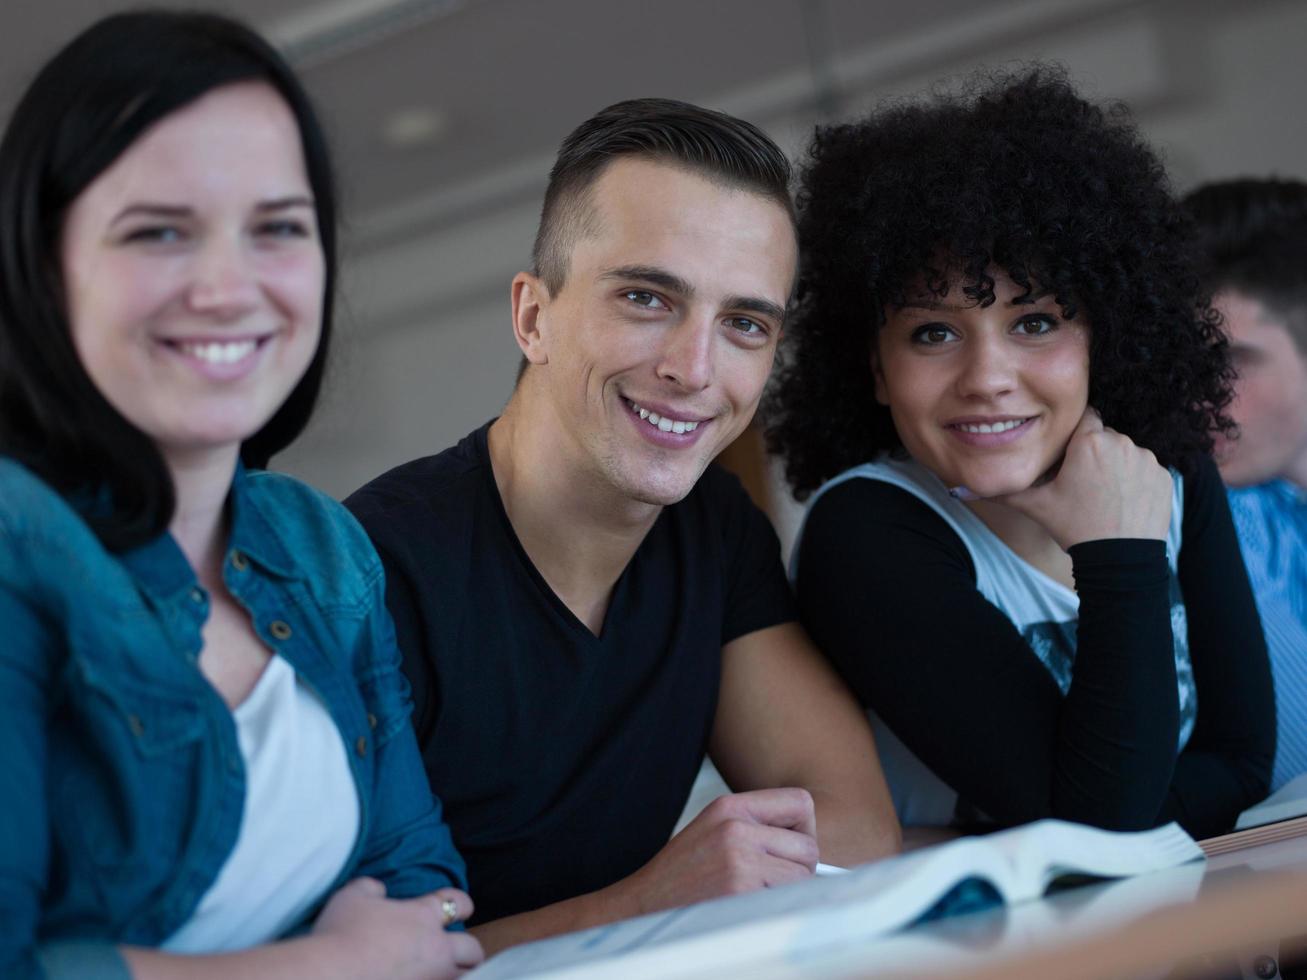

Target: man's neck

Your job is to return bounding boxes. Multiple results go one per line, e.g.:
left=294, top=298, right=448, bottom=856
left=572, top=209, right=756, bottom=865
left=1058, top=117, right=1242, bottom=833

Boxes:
left=1284, top=444, right=1307, bottom=491
left=488, top=398, right=663, bottom=636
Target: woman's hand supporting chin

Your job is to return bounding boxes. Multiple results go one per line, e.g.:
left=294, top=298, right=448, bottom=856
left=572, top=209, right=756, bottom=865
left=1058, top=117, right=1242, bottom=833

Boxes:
left=997, top=407, right=1174, bottom=551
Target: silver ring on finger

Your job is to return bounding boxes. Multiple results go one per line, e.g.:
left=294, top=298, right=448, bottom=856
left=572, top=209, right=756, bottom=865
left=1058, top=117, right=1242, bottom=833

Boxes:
left=441, top=897, right=459, bottom=926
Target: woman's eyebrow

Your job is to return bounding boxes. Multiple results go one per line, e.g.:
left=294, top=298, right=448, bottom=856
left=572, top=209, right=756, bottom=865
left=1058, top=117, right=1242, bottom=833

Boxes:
left=109, top=203, right=190, bottom=225
left=257, top=195, right=315, bottom=211
left=898, top=290, right=1057, bottom=312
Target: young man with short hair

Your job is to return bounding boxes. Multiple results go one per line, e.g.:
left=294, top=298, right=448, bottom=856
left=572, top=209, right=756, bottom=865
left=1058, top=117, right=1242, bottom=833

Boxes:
left=1186, top=177, right=1307, bottom=791
left=347, top=99, right=899, bottom=955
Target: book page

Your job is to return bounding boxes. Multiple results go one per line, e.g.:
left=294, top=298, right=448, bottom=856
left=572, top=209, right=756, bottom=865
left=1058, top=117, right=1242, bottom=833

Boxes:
left=471, top=838, right=1010, bottom=980
left=470, top=822, right=1202, bottom=980
left=1235, top=772, right=1307, bottom=830
left=984, top=820, right=1203, bottom=895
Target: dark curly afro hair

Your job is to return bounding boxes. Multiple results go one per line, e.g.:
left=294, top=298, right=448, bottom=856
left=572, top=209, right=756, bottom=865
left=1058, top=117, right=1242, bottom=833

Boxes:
left=767, top=66, right=1233, bottom=500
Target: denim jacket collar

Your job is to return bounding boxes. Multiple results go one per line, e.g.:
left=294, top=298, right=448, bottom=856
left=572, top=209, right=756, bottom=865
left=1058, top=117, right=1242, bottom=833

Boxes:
left=120, top=463, right=302, bottom=606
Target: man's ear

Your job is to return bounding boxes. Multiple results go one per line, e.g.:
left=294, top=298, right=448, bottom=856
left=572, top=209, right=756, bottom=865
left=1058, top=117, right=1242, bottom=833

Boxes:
left=511, top=272, right=551, bottom=366
left=871, top=342, right=890, bottom=406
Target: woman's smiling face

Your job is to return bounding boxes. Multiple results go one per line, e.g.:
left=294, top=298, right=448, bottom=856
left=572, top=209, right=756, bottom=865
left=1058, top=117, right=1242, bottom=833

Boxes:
left=60, top=81, right=324, bottom=470
left=874, top=268, right=1091, bottom=498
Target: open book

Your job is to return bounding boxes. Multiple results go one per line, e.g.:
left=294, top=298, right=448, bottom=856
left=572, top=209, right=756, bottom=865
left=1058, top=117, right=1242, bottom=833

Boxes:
left=1236, top=772, right=1307, bottom=830
left=469, top=820, right=1203, bottom=980
left=1200, top=772, right=1307, bottom=857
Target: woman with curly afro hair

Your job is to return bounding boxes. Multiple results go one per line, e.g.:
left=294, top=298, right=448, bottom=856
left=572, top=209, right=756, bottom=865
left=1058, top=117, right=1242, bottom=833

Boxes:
left=768, top=67, right=1274, bottom=839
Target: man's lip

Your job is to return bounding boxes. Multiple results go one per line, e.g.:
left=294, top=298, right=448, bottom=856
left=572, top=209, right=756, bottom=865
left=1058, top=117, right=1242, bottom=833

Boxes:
left=621, top=396, right=712, bottom=425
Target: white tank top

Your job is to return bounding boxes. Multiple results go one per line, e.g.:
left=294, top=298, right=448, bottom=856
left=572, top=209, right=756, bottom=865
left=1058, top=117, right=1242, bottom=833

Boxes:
left=162, top=654, right=360, bottom=951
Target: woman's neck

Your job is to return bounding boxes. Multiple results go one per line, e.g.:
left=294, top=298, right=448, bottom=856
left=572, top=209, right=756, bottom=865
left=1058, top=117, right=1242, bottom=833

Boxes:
left=165, top=446, right=241, bottom=588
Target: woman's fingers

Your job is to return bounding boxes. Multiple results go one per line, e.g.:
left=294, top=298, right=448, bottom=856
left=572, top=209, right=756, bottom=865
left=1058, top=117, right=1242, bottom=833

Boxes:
left=998, top=409, right=1171, bottom=548
left=337, top=876, right=386, bottom=899
left=419, top=887, right=475, bottom=927
left=1075, top=404, right=1105, bottom=435
left=448, top=932, right=486, bottom=969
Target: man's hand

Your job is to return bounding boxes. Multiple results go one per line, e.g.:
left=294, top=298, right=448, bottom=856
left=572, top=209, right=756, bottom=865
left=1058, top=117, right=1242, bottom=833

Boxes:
left=616, top=788, right=819, bottom=915
left=471, top=788, right=818, bottom=957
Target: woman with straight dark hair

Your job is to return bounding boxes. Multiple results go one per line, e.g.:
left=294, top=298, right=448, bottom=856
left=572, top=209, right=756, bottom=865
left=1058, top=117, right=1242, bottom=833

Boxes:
left=769, top=68, right=1274, bottom=841
left=0, top=11, right=482, bottom=978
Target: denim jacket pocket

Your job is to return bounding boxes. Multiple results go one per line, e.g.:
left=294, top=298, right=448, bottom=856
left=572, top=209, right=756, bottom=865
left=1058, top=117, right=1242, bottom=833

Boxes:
left=71, top=658, right=206, bottom=756
left=52, top=658, right=210, bottom=891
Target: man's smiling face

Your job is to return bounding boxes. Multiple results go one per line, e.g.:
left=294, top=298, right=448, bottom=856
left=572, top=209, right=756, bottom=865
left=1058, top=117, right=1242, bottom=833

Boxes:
left=524, top=156, right=796, bottom=506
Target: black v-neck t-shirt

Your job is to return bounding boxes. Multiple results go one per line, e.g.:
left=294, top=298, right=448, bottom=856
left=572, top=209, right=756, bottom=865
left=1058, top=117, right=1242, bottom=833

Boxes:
left=345, top=422, right=796, bottom=923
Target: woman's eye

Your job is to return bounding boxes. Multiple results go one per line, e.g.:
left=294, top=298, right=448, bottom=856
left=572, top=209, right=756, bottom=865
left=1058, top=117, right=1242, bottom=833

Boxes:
left=624, top=290, right=667, bottom=310
left=911, top=323, right=957, bottom=345
left=255, top=218, right=312, bottom=240
left=123, top=226, right=184, bottom=245
left=1013, top=314, right=1057, bottom=336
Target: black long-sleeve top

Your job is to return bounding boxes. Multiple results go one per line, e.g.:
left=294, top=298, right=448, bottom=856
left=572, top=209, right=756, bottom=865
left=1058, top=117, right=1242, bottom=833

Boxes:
left=796, top=454, right=1275, bottom=839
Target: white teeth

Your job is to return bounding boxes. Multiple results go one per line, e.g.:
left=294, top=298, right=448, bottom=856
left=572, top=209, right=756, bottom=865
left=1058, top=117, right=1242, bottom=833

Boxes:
left=627, top=399, right=702, bottom=434
left=177, top=340, right=257, bottom=364
left=959, top=419, right=1026, bottom=434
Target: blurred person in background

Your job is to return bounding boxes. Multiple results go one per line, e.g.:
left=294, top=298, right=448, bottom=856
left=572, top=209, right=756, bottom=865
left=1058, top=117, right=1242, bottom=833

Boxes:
left=1185, top=178, right=1307, bottom=792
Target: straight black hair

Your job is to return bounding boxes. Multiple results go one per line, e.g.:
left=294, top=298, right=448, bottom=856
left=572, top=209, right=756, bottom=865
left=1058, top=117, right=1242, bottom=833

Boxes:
left=0, top=9, right=338, bottom=551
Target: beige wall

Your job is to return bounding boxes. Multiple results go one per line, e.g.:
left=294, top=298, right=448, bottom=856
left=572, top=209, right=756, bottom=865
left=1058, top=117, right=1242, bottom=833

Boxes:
left=277, top=0, right=1307, bottom=545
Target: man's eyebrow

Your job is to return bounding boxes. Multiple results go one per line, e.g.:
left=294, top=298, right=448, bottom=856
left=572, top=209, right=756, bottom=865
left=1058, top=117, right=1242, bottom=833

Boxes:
left=599, top=265, right=694, bottom=297
left=725, top=295, right=787, bottom=325
left=600, top=266, right=786, bottom=323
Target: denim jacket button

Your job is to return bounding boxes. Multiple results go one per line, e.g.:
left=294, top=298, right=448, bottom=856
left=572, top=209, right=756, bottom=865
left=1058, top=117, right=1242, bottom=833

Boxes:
left=230, top=550, right=249, bottom=572
left=127, top=714, right=145, bottom=738
left=188, top=587, right=205, bottom=604
left=355, top=736, right=367, bottom=757
left=367, top=712, right=378, bottom=730
left=269, top=620, right=292, bottom=641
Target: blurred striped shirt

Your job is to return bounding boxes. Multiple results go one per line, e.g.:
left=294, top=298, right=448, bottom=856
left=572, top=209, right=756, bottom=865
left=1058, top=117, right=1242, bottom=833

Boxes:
left=1228, top=480, right=1307, bottom=792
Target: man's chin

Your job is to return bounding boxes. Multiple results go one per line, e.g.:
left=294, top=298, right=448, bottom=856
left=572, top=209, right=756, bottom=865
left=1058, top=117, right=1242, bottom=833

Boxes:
left=614, top=466, right=703, bottom=507
left=1217, top=459, right=1270, bottom=488
left=626, top=480, right=698, bottom=508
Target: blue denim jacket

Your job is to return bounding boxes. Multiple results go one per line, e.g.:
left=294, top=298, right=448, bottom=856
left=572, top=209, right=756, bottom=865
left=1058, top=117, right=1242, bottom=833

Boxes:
left=0, top=459, right=467, bottom=979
